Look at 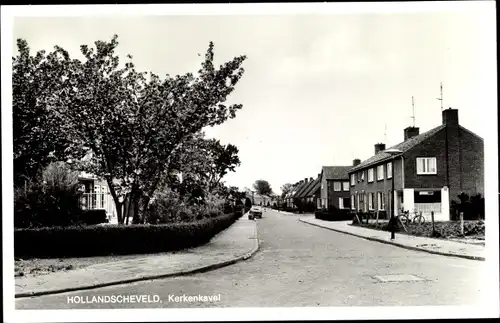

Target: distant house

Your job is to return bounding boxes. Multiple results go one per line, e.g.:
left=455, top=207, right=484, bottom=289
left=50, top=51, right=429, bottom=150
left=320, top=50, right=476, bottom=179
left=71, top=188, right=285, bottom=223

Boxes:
left=302, top=175, right=321, bottom=209
left=77, top=150, right=117, bottom=220
left=246, top=192, right=272, bottom=206
left=294, top=177, right=314, bottom=204
left=348, top=108, right=484, bottom=221
left=319, top=166, right=351, bottom=211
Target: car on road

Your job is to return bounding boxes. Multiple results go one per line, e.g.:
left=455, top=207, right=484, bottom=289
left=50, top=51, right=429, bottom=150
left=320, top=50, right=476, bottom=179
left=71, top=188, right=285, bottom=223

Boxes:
left=249, top=206, right=263, bottom=219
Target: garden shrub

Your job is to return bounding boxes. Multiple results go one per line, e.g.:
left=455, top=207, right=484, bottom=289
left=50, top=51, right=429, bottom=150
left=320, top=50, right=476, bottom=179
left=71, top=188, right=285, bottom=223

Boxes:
left=315, top=207, right=353, bottom=221
left=15, top=212, right=241, bottom=258
left=14, top=162, right=83, bottom=228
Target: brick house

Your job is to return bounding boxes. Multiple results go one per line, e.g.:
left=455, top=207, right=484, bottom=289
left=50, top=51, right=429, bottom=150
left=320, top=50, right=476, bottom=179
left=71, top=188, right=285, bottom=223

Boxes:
left=294, top=176, right=317, bottom=209
left=303, top=175, right=321, bottom=209
left=319, top=166, right=351, bottom=211
left=348, top=108, right=484, bottom=221
left=287, top=179, right=309, bottom=209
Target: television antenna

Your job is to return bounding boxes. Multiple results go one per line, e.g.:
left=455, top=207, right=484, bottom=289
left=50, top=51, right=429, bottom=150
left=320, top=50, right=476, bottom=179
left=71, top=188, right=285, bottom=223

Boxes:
left=411, top=96, right=416, bottom=127
left=436, top=82, right=443, bottom=111
left=384, top=123, right=387, bottom=143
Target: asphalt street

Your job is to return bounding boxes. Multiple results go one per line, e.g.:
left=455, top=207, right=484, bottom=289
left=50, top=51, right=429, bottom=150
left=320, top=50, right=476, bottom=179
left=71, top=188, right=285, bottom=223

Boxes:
left=16, top=209, right=486, bottom=309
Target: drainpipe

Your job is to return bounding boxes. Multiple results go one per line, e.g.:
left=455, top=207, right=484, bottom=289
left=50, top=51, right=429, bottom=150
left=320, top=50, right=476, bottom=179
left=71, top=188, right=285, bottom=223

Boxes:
left=401, top=155, right=405, bottom=211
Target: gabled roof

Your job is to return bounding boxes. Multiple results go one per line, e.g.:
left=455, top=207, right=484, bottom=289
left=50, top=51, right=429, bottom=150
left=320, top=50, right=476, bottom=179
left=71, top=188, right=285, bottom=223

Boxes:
left=303, top=177, right=321, bottom=197
left=291, top=180, right=309, bottom=198
left=322, top=166, right=351, bottom=180
left=349, top=124, right=446, bottom=173
left=296, top=179, right=316, bottom=198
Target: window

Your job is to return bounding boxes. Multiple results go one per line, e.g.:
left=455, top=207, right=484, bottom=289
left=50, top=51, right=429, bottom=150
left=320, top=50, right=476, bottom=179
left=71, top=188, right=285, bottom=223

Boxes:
left=351, top=174, right=356, bottom=185
left=377, top=165, right=384, bottom=180
left=387, top=162, right=392, bottom=179
left=342, top=181, right=350, bottom=191
left=368, top=168, right=374, bottom=182
left=377, top=192, right=384, bottom=210
left=334, top=181, right=341, bottom=191
left=368, top=192, right=374, bottom=210
left=360, top=171, right=365, bottom=182
left=416, top=157, right=437, bottom=175
left=339, top=197, right=350, bottom=209
left=351, top=195, right=355, bottom=209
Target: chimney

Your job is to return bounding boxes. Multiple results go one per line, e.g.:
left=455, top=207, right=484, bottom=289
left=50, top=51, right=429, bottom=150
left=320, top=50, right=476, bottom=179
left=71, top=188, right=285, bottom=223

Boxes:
left=442, top=107, right=459, bottom=126
left=304, top=178, right=308, bottom=183
left=309, top=177, right=314, bottom=182
left=404, top=126, right=420, bottom=141
left=353, top=159, right=361, bottom=167
left=374, top=143, right=386, bottom=154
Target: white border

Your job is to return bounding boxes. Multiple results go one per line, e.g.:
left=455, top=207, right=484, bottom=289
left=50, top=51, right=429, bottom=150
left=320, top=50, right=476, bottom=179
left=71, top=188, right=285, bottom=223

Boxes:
left=2, top=2, right=499, bottom=322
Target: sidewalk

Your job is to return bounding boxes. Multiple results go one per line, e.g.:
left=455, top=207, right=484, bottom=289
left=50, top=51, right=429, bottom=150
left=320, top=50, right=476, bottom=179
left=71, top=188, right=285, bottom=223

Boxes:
left=15, top=216, right=259, bottom=298
left=299, top=217, right=485, bottom=261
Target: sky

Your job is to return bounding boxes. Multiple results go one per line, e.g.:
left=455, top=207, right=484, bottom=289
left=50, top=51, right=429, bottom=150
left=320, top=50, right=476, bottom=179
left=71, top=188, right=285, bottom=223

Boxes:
left=7, top=3, right=497, bottom=195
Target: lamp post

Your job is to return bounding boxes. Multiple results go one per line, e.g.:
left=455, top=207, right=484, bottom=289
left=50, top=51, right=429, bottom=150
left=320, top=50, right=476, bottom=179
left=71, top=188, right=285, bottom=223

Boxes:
left=384, top=148, right=403, bottom=240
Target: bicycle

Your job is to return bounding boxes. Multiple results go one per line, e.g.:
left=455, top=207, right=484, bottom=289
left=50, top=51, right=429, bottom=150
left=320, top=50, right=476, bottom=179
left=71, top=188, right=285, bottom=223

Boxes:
left=397, top=210, right=425, bottom=225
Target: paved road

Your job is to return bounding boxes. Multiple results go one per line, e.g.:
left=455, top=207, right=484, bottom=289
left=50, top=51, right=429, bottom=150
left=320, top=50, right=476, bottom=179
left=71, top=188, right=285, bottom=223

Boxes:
left=16, top=210, right=486, bottom=309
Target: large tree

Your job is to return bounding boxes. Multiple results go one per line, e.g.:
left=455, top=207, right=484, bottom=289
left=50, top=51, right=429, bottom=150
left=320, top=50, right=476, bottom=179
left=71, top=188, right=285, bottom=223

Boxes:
left=280, top=183, right=294, bottom=198
left=164, top=132, right=241, bottom=202
left=12, top=39, right=74, bottom=187
left=17, top=35, right=247, bottom=224
left=253, top=180, right=273, bottom=196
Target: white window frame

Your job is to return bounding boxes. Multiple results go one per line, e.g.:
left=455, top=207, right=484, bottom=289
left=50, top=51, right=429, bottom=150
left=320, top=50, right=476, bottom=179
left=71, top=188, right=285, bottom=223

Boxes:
left=360, top=171, right=365, bottom=182
left=416, top=157, right=437, bottom=175
left=368, top=192, right=374, bottom=210
left=333, top=181, right=341, bottom=191
left=377, top=165, right=384, bottom=181
left=387, top=162, right=392, bottom=179
left=377, top=192, right=383, bottom=210
left=351, top=195, right=355, bottom=209
left=367, top=168, right=374, bottom=183
left=342, top=181, right=350, bottom=191
left=351, top=174, right=356, bottom=186
left=342, top=197, right=350, bottom=209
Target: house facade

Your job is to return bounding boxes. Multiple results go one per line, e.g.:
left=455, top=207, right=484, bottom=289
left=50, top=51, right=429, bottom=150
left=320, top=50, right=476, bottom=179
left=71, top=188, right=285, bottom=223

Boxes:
left=348, top=108, right=484, bottom=221
left=319, top=166, right=351, bottom=211
left=303, top=176, right=321, bottom=208
left=77, top=150, right=118, bottom=220
left=78, top=172, right=117, bottom=219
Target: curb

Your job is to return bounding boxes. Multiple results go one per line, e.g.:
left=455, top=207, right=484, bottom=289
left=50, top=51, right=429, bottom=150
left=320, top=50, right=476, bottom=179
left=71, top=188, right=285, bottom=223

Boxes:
left=299, top=219, right=485, bottom=262
left=15, top=222, right=260, bottom=299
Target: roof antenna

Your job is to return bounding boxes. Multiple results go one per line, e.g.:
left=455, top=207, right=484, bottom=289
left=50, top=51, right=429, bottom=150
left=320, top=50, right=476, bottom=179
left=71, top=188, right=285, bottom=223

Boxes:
left=436, top=82, right=443, bottom=111
left=384, top=123, right=387, bottom=143
left=411, top=96, right=416, bottom=127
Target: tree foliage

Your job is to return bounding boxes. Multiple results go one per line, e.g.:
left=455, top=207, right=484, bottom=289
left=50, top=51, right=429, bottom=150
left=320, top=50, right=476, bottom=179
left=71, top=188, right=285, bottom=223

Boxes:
left=13, top=35, right=247, bottom=225
left=253, top=180, right=273, bottom=196
left=280, top=183, right=294, bottom=198
left=12, top=39, right=74, bottom=187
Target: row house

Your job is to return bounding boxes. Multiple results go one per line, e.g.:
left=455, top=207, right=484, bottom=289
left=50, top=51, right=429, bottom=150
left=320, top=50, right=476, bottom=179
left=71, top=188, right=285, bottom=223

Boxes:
left=302, top=176, right=321, bottom=207
left=318, top=166, right=351, bottom=211
left=294, top=175, right=321, bottom=208
left=348, top=108, right=484, bottom=221
left=283, top=176, right=320, bottom=209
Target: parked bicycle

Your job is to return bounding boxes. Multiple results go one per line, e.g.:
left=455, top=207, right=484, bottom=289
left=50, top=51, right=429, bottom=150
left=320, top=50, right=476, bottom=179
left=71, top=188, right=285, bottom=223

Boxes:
left=397, top=210, right=425, bottom=225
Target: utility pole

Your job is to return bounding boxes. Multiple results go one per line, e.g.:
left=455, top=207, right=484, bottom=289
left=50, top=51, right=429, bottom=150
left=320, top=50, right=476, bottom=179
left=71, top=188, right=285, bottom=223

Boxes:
left=437, top=82, right=443, bottom=111
left=411, top=96, right=416, bottom=127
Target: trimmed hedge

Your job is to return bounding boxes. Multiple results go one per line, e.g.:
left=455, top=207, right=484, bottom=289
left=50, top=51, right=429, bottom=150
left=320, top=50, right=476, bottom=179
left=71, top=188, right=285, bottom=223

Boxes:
left=80, top=209, right=108, bottom=225
left=315, top=209, right=353, bottom=221
left=351, top=220, right=485, bottom=238
left=15, top=212, right=242, bottom=259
